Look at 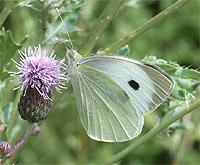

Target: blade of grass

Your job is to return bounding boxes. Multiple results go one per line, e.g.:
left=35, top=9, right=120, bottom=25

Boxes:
left=78, top=0, right=125, bottom=56
left=104, top=0, right=191, bottom=53
left=104, top=97, right=200, bottom=164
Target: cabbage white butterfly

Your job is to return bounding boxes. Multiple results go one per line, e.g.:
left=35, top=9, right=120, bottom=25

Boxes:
left=56, top=9, right=174, bottom=142
left=67, top=49, right=174, bottom=142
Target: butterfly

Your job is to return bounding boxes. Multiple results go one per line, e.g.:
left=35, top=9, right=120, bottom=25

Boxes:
left=55, top=8, right=174, bottom=142
left=66, top=49, right=174, bottom=142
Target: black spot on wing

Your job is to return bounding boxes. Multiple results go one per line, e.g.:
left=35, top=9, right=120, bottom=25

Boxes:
left=128, top=80, right=140, bottom=90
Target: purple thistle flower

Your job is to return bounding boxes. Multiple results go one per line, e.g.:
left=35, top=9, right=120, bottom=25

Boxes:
left=10, top=45, right=68, bottom=100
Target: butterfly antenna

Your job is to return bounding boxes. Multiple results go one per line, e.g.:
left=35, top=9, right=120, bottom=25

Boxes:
left=56, top=8, right=74, bottom=49
left=52, top=38, right=72, bottom=52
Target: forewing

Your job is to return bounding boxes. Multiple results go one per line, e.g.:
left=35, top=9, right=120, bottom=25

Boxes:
left=80, top=55, right=174, bottom=115
left=70, top=64, right=144, bottom=142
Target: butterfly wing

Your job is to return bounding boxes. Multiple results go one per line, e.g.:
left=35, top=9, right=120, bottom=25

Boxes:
left=70, top=64, right=144, bottom=142
left=79, top=55, right=174, bottom=115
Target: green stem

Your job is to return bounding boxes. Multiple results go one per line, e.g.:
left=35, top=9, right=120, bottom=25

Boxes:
left=104, top=0, right=191, bottom=53
left=104, top=97, right=200, bottom=164
left=39, top=1, right=49, bottom=44
left=78, top=0, right=125, bottom=56
left=77, top=118, right=87, bottom=164
left=5, top=90, right=22, bottom=141
left=0, top=0, right=19, bottom=28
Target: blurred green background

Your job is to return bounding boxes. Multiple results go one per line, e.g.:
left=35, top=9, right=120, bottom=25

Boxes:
left=0, top=0, right=199, bottom=164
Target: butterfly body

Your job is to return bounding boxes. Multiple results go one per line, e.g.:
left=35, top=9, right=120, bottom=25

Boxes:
left=67, top=49, right=82, bottom=77
left=67, top=50, right=174, bottom=142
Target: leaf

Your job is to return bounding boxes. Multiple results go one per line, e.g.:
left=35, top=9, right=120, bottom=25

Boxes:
left=45, top=0, right=85, bottom=12
left=143, top=55, right=199, bottom=135
left=0, top=80, right=5, bottom=95
left=0, top=71, right=10, bottom=81
left=169, top=120, right=186, bottom=131
left=175, top=67, right=200, bottom=80
left=42, top=0, right=84, bottom=44
left=0, top=28, right=27, bottom=74
left=142, top=56, right=199, bottom=101
left=142, top=55, right=179, bottom=75
left=43, top=11, right=81, bottom=44
left=0, top=80, right=6, bottom=113
left=1, top=103, right=13, bottom=124
left=61, top=0, right=85, bottom=11
left=176, top=78, right=200, bottom=93
left=0, top=81, right=5, bottom=120
left=16, top=0, right=33, bottom=7
left=116, top=45, right=130, bottom=56
left=142, top=56, right=200, bottom=80
left=171, top=84, right=196, bottom=101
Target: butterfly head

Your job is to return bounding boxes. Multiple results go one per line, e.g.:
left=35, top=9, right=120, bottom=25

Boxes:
left=66, top=49, right=82, bottom=64
left=66, top=49, right=83, bottom=77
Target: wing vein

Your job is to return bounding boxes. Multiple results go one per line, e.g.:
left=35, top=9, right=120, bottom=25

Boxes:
left=82, top=76, right=131, bottom=139
left=82, top=73, right=138, bottom=130
left=81, top=74, right=138, bottom=137
left=78, top=78, right=90, bottom=132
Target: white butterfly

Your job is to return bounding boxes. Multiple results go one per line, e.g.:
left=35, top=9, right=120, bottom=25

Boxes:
left=55, top=8, right=174, bottom=142
left=66, top=49, right=174, bottom=142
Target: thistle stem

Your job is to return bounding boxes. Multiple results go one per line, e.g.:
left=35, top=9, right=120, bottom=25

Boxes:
left=104, top=0, right=191, bottom=53
left=78, top=0, right=125, bottom=56
left=0, top=0, right=19, bottom=28
left=5, top=123, right=34, bottom=159
left=5, top=123, right=36, bottom=165
left=104, top=97, right=200, bottom=164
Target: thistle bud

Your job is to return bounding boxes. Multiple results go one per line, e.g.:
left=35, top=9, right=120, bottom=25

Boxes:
left=18, top=87, right=52, bottom=122
left=31, top=124, right=41, bottom=136
left=0, top=141, right=12, bottom=157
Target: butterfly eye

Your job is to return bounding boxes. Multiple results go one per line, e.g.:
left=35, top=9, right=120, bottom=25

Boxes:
left=128, top=80, right=140, bottom=90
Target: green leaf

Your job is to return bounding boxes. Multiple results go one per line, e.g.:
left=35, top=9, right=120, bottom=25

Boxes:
left=143, top=55, right=198, bottom=136
left=16, top=0, right=33, bottom=7
left=142, top=56, right=200, bottom=80
left=1, top=103, right=13, bottom=124
left=116, top=45, right=130, bottom=56
left=61, top=0, right=85, bottom=11
left=142, top=55, right=179, bottom=74
left=171, top=84, right=195, bottom=101
left=0, top=80, right=5, bottom=95
left=175, top=67, right=200, bottom=80
left=43, top=0, right=84, bottom=44
left=43, top=12, right=81, bottom=44
left=176, top=78, right=200, bottom=93
left=0, top=28, right=27, bottom=73
left=169, top=120, right=186, bottom=131
left=0, top=71, right=10, bottom=81
left=0, top=81, right=5, bottom=120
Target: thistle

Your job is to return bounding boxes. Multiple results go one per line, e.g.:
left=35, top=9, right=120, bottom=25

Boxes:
left=0, top=141, right=12, bottom=157
left=10, top=45, right=68, bottom=122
